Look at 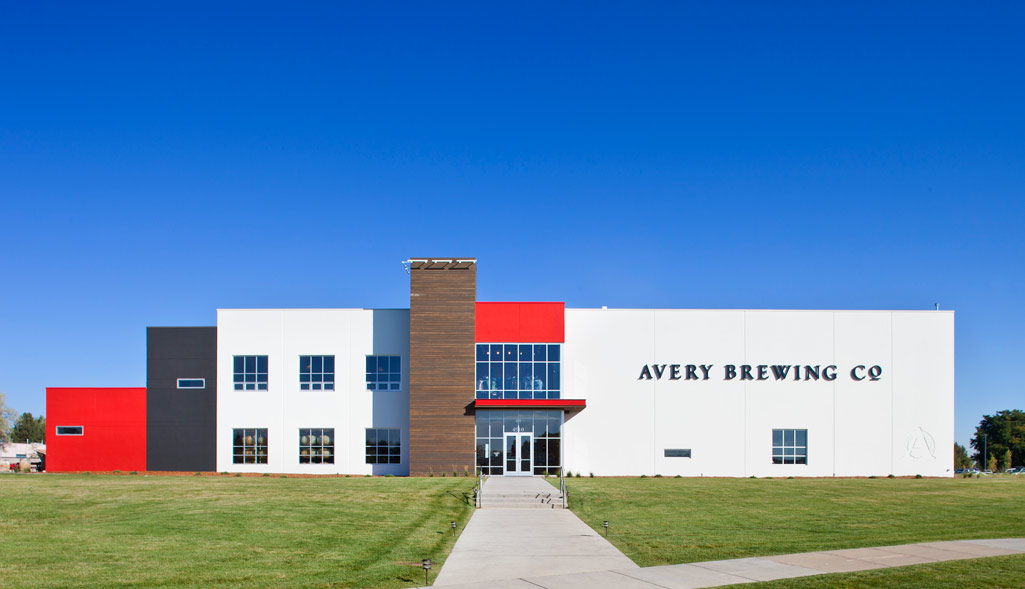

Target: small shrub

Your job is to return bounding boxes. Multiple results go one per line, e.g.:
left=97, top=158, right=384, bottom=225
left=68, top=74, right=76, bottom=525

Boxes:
left=589, top=472, right=594, bottom=478
left=915, top=474, right=923, bottom=479
left=674, top=474, right=682, bottom=478
left=262, top=473, right=270, bottom=477
left=749, top=475, right=757, bottom=479
left=888, top=474, right=896, bottom=479
left=364, top=474, right=371, bottom=478
left=429, top=472, right=434, bottom=477
left=788, top=476, right=795, bottom=480
left=83, top=471, right=91, bottom=475
left=129, top=471, right=138, bottom=475
left=463, top=467, right=469, bottom=477
left=385, top=474, right=394, bottom=477
left=280, top=475, right=287, bottom=478
left=640, top=474, right=648, bottom=478
left=221, top=471, right=229, bottom=475
left=575, top=472, right=580, bottom=478
left=566, top=471, right=573, bottom=477
left=193, top=472, right=201, bottom=477
left=345, top=474, right=351, bottom=477
left=441, top=472, right=446, bottom=477
left=654, top=474, right=663, bottom=478
left=869, top=475, right=877, bottom=479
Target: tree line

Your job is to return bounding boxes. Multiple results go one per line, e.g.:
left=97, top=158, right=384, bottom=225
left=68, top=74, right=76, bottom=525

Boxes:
left=0, top=392, right=46, bottom=444
left=955, top=409, right=1024, bottom=471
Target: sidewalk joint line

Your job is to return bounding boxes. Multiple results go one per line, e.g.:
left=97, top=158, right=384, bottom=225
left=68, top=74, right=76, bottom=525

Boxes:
left=609, top=568, right=672, bottom=588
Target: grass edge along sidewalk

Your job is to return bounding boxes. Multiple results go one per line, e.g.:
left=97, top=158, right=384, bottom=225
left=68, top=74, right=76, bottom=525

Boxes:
left=0, top=474, right=476, bottom=588
left=749, top=552, right=1025, bottom=588
left=556, top=476, right=1025, bottom=567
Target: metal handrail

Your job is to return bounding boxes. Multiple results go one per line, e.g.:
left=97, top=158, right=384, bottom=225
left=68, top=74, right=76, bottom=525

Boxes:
left=476, top=468, right=484, bottom=508
left=560, top=466, right=567, bottom=509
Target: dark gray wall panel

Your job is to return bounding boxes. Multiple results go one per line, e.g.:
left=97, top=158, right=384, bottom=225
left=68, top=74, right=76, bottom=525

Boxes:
left=147, top=327, right=217, bottom=471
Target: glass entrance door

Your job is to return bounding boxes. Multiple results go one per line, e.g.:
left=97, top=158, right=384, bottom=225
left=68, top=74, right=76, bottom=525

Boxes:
left=504, top=433, right=533, bottom=476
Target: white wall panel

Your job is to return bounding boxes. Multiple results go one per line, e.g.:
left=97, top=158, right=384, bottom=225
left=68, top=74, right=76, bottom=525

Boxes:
left=563, top=309, right=655, bottom=477
left=563, top=308, right=954, bottom=478
left=891, top=312, right=954, bottom=477
left=216, top=308, right=409, bottom=475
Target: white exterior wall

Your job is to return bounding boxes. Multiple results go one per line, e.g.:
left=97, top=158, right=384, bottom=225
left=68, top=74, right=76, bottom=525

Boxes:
left=216, top=308, right=410, bottom=475
left=563, top=309, right=954, bottom=478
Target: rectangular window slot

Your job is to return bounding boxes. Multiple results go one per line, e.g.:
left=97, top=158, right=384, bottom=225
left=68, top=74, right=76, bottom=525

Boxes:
left=664, top=449, right=691, bottom=458
left=56, top=426, right=84, bottom=436
left=177, top=378, right=205, bottom=389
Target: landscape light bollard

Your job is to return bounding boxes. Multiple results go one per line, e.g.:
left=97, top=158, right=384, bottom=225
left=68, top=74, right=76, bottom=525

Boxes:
left=604, top=521, right=609, bottom=537
left=422, top=558, right=432, bottom=586
left=451, top=521, right=457, bottom=536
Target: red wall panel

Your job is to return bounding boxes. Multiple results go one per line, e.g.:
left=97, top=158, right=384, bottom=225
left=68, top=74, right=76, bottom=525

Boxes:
left=476, top=302, right=565, bottom=342
left=45, top=387, right=147, bottom=472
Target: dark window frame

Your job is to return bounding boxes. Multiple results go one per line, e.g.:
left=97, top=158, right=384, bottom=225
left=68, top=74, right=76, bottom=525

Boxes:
left=299, top=428, right=335, bottom=464
left=772, top=428, right=808, bottom=465
left=232, top=428, right=268, bottom=464
left=299, top=355, right=335, bottom=391
left=233, top=355, right=268, bottom=391
left=366, top=356, right=401, bottom=391
left=365, top=428, right=401, bottom=464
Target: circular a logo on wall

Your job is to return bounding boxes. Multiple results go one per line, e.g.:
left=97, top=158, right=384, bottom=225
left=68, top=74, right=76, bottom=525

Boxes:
left=905, top=427, right=936, bottom=460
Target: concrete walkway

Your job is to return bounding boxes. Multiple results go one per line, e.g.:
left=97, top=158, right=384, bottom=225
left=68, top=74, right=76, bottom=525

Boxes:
left=429, top=535, right=1025, bottom=588
left=433, top=477, right=637, bottom=585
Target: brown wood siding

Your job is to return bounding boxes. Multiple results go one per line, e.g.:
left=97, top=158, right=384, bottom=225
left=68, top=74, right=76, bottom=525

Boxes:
left=408, top=260, right=477, bottom=475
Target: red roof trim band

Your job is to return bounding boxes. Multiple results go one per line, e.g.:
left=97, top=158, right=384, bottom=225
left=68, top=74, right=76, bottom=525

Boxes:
left=473, top=399, right=586, bottom=411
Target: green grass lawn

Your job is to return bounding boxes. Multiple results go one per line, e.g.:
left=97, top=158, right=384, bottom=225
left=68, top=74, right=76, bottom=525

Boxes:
left=558, top=476, right=1025, bottom=567
left=0, top=473, right=476, bottom=588
left=751, top=554, right=1025, bottom=588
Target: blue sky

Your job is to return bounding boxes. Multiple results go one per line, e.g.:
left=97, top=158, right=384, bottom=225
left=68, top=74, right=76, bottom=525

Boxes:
left=1, top=2, right=1022, bottom=447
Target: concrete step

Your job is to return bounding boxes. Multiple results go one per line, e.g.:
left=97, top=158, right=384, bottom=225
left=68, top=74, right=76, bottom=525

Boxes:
left=481, top=494, right=565, bottom=508
left=482, top=502, right=565, bottom=509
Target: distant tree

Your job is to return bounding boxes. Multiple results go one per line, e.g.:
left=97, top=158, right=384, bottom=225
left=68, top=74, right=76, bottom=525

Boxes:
left=954, top=443, right=972, bottom=469
left=0, top=392, right=16, bottom=444
left=1000, top=448, right=1013, bottom=472
left=11, top=412, right=45, bottom=444
left=970, top=410, right=1025, bottom=469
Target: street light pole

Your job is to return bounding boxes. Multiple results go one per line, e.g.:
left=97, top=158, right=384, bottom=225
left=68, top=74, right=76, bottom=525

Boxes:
left=984, top=434, right=988, bottom=470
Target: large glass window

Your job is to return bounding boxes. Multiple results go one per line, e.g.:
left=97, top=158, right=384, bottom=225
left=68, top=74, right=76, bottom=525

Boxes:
left=300, top=356, right=335, bottom=391
left=476, top=344, right=561, bottom=399
left=366, top=356, right=401, bottom=391
left=366, top=428, right=400, bottom=464
left=772, top=429, right=808, bottom=465
left=233, top=356, right=268, bottom=391
left=475, top=410, right=562, bottom=475
left=233, top=428, right=268, bottom=464
left=299, top=428, right=334, bottom=464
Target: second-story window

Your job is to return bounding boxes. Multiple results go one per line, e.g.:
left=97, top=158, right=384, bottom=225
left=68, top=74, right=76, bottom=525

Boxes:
left=300, top=355, right=335, bottom=390
left=234, top=355, right=268, bottom=391
left=366, top=355, right=401, bottom=391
